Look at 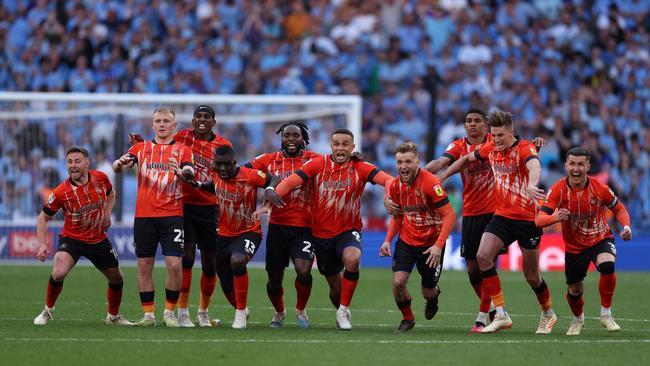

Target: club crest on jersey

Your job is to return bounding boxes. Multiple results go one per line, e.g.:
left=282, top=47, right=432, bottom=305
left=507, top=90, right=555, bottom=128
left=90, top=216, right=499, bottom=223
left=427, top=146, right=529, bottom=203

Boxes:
left=433, top=184, right=444, bottom=196
left=172, top=150, right=179, bottom=157
left=47, top=193, right=55, bottom=205
left=590, top=196, right=598, bottom=205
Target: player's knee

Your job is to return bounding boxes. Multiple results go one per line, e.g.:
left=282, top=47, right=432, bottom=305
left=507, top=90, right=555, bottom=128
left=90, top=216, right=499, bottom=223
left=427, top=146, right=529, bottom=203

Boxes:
left=296, top=273, right=312, bottom=286
left=392, top=278, right=407, bottom=292
left=51, top=271, right=67, bottom=282
left=598, top=261, right=615, bottom=275
left=476, top=252, right=493, bottom=270
left=567, top=283, right=583, bottom=296
left=202, top=266, right=216, bottom=278
left=230, top=254, right=248, bottom=270
left=342, top=255, right=360, bottom=271
left=295, top=266, right=312, bottom=280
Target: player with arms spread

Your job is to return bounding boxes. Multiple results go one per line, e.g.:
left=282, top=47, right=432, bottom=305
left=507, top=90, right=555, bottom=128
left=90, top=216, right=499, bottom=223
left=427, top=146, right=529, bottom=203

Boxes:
left=113, top=108, right=195, bottom=327
left=536, top=147, right=631, bottom=335
left=34, top=147, right=131, bottom=326
left=246, top=122, right=321, bottom=328
left=191, top=145, right=279, bottom=329
left=379, top=142, right=456, bottom=332
left=259, top=128, right=393, bottom=330
left=438, top=110, right=557, bottom=334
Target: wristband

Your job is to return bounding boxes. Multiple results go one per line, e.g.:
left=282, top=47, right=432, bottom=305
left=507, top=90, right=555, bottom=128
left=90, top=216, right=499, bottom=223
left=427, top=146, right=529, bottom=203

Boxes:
left=265, top=186, right=275, bottom=191
left=623, top=225, right=631, bottom=232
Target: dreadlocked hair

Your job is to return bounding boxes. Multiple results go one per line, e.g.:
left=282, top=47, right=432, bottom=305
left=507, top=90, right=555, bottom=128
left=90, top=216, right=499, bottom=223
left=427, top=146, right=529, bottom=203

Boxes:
left=275, top=122, right=310, bottom=147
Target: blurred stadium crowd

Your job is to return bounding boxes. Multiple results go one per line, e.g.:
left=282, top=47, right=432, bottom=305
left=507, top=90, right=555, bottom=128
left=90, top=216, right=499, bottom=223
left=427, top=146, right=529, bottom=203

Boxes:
left=0, top=0, right=648, bottom=230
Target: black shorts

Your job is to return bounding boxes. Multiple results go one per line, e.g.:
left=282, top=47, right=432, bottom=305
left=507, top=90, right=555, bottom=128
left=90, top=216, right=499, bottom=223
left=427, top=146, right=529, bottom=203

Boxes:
left=134, top=216, right=184, bottom=258
left=56, top=236, right=119, bottom=269
left=484, top=215, right=542, bottom=250
left=215, top=231, right=262, bottom=282
left=392, top=238, right=444, bottom=289
left=461, top=213, right=494, bottom=259
left=265, top=223, right=315, bottom=271
left=183, top=204, right=218, bottom=250
left=312, top=229, right=362, bottom=277
left=565, top=238, right=617, bottom=285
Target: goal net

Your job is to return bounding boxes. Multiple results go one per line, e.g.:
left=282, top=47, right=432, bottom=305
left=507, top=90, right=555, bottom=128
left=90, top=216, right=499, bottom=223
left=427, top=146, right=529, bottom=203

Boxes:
left=0, top=92, right=362, bottom=223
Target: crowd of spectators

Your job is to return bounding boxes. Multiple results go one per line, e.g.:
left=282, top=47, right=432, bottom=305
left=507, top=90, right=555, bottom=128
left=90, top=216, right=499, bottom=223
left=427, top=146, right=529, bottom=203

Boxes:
left=0, top=0, right=648, bottom=230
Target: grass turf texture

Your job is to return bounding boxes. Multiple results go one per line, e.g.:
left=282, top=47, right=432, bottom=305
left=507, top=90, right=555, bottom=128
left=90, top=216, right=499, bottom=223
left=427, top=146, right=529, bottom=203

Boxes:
left=1, top=265, right=649, bottom=366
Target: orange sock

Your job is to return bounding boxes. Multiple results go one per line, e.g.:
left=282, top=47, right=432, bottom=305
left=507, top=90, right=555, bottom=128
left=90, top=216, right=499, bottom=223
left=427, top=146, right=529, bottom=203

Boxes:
left=295, top=276, right=313, bottom=311
left=178, top=267, right=192, bottom=309
left=165, top=288, right=180, bottom=312
left=233, top=272, right=249, bottom=310
left=566, top=291, right=584, bottom=316
left=46, top=276, right=63, bottom=308
left=199, top=273, right=217, bottom=310
left=396, top=299, right=414, bottom=321
left=599, top=273, right=616, bottom=308
left=533, top=279, right=552, bottom=311
left=107, top=282, right=123, bottom=316
left=481, top=268, right=505, bottom=308
left=139, top=291, right=154, bottom=313
left=340, top=271, right=359, bottom=307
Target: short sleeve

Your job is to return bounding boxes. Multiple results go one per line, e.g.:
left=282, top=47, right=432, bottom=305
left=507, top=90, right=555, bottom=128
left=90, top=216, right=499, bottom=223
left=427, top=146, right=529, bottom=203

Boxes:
left=356, top=161, right=380, bottom=183
left=423, top=174, right=449, bottom=208
left=540, top=181, right=562, bottom=214
left=519, top=141, right=539, bottom=165
left=247, top=168, right=269, bottom=188
left=43, top=187, right=63, bottom=216
left=596, top=181, right=618, bottom=209
left=248, top=153, right=272, bottom=172
left=442, top=140, right=463, bottom=163
left=298, top=157, right=324, bottom=179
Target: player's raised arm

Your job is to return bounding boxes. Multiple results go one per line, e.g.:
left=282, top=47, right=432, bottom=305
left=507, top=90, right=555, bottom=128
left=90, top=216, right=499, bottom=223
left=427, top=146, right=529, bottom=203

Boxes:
left=112, top=153, right=135, bottom=173
left=424, top=156, right=452, bottom=174
left=438, top=153, right=474, bottom=183
left=36, top=210, right=54, bottom=262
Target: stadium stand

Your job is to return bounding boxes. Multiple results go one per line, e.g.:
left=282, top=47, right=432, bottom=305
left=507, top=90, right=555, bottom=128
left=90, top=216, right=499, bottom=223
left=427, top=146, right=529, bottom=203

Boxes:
left=0, top=0, right=648, bottom=230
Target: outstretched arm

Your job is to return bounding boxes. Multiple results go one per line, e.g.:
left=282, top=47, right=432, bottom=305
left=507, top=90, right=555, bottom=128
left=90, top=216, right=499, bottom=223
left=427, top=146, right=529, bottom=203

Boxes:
left=424, top=156, right=452, bottom=174
left=438, top=153, right=474, bottom=183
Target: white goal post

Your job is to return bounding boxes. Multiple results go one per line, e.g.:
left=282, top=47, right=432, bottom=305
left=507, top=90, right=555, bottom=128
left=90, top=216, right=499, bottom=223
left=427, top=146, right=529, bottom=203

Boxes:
left=0, top=92, right=362, bottom=149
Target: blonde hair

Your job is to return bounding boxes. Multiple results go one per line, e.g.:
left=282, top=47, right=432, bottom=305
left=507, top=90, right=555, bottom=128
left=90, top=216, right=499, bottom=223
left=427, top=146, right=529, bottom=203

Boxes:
left=395, top=141, right=419, bottom=155
left=488, top=110, right=513, bottom=129
left=153, top=107, right=176, bottom=119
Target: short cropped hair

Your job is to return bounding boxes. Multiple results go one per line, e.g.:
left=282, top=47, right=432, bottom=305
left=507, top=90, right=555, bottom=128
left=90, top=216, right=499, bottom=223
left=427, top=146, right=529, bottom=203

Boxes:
left=466, top=108, right=487, bottom=120
left=487, top=110, right=513, bottom=129
left=395, top=141, right=419, bottom=155
left=331, top=128, right=354, bottom=138
left=153, top=107, right=176, bottom=119
left=565, top=147, right=590, bottom=161
left=65, top=146, right=89, bottom=158
left=214, top=145, right=235, bottom=158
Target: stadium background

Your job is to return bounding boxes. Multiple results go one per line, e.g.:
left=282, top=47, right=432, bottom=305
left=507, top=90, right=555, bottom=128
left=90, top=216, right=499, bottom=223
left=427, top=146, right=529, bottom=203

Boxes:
left=0, top=0, right=648, bottom=270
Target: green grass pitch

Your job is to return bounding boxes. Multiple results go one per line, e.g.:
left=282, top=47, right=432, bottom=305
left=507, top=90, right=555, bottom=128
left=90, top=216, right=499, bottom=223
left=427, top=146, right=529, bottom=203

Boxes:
left=1, top=265, right=649, bottom=366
